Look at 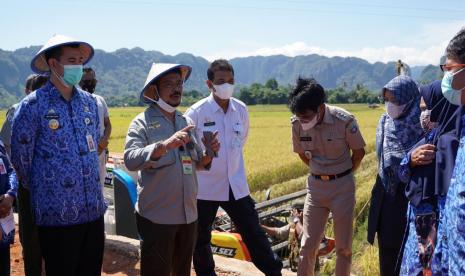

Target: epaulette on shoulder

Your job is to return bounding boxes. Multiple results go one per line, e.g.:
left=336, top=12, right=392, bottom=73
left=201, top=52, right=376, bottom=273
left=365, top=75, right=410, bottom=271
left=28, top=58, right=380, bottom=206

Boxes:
left=329, top=106, right=353, bottom=123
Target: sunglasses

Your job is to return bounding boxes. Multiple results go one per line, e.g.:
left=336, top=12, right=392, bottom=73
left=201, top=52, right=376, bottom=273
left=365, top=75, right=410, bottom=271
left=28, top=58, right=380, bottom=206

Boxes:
left=440, top=63, right=465, bottom=72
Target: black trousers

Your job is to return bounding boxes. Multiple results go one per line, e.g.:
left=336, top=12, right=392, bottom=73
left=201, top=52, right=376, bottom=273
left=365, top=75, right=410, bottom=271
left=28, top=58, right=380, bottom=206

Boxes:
left=377, top=187, right=408, bottom=276
left=17, top=184, right=43, bottom=276
left=193, top=191, right=283, bottom=276
left=0, top=246, right=10, bottom=276
left=136, top=213, right=198, bottom=276
left=379, top=246, right=401, bottom=276
left=37, top=216, right=104, bottom=276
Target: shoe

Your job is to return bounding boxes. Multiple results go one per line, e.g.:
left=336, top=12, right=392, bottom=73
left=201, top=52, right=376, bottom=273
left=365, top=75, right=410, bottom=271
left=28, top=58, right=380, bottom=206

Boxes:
left=317, top=237, right=335, bottom=256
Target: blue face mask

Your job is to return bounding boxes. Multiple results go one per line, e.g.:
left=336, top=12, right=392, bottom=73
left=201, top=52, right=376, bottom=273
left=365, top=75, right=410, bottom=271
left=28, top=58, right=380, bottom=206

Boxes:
left=61, top=64, right=83, bottom=87
left=441, top=67, right=465, bottom=105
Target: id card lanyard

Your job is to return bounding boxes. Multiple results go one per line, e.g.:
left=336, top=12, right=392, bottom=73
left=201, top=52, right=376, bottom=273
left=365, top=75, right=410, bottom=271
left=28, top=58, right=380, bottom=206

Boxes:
left=86, top=132, right=96, bottom=152
left=175, top=118, right=193, bottom=175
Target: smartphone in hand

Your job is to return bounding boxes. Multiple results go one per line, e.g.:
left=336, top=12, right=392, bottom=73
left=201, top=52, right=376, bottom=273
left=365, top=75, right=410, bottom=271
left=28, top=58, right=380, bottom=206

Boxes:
left=203, top=131, right=218, bottom=157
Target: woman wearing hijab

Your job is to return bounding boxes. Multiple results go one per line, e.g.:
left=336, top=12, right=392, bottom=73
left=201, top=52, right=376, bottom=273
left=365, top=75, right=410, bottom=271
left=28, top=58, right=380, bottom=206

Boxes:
left=398, top=80, right=462, bottom=275
left=367, top=75, right=424, bottom=276
left=0, top=139, right=18, bottom=276
left=440, top=28, right=465, bottom=274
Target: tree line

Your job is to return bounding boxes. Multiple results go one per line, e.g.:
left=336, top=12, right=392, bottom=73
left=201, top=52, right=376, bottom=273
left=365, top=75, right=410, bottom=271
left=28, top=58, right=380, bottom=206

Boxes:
left=1, top=79, right=381, bottom=109
left=236, top=79, right=380, bottom=105
left=90, top=79, right=381, bottom=107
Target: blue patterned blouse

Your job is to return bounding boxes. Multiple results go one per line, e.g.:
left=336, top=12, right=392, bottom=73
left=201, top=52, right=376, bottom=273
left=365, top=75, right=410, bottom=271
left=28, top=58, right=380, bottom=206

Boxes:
left=0, top=140, right=17, bottom=247
left=11, top=82, right=107, bottom=227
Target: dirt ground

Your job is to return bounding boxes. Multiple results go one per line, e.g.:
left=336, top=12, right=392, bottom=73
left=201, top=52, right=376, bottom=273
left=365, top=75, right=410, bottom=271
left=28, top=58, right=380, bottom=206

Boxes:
left=9, top=227, right=239, bottom=276
left=10, top=230, right=142, bottom=276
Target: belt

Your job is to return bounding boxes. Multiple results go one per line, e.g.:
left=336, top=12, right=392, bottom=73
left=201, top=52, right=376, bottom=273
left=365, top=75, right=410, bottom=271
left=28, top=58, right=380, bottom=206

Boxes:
left=312, top=169, right=352, bottom=181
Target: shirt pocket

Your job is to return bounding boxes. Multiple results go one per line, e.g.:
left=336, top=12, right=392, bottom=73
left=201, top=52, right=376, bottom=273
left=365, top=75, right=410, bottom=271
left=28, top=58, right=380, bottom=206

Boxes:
left=231, top=122, right=246, bottom=148
left=299, top=135, right=314, bottom=150
left=323, top=132, right=347, bottom=160
left=42, top=115, right=68, bottom=152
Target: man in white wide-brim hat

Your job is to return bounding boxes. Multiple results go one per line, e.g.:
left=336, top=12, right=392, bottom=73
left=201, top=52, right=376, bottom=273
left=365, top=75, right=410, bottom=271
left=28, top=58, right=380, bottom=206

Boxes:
left=124, top=63, right=220, bottom=276
left=11, top=34, right=106, bottom=276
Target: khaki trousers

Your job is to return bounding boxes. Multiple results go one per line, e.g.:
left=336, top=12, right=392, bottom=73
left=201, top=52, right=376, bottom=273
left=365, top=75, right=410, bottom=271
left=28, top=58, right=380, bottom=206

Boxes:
left=298, top=173, right=355, bottom=276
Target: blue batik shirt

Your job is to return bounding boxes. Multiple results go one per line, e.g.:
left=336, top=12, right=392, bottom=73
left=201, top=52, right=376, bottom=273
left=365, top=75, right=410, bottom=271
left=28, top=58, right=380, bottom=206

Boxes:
left=0, top=140, right=17, bottom=247
left=11, top=82, right=107, bottom=227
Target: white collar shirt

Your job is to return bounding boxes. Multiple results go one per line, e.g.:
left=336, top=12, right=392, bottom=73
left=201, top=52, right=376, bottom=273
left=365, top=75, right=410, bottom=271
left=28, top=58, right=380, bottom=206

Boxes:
left=185, top=95, right=250, bottom=201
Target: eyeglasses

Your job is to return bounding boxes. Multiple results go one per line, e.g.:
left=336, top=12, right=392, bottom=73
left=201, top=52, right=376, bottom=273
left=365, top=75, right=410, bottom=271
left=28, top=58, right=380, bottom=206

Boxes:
left=440, top=63, right=465, bottom=72
left=159, top=80, right=184, bottom=90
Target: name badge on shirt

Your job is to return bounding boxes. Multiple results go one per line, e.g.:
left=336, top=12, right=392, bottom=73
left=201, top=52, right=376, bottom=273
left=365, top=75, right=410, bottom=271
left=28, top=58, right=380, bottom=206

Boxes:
left=86, top=134, right=96, bottom=152
left=181, top=156, right=193, bottom=175
left=0, top=159, right=6, bottom=175
left=204, top=121, right=216, bottom=127
left=44, top=114, right=60, bottom=120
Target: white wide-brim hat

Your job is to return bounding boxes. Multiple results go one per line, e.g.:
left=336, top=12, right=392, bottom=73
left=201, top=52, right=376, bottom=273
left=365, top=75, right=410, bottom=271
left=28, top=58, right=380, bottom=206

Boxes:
left=30, top=34, right=94, bottom=73
left=140, top=63, right=192, bottom=104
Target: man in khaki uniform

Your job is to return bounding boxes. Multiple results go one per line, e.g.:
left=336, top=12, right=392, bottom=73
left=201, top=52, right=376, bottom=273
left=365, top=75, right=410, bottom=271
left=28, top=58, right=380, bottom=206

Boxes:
left=124, top=63, right=220, bottom=276
left=288, top=77, right=366, bottom=276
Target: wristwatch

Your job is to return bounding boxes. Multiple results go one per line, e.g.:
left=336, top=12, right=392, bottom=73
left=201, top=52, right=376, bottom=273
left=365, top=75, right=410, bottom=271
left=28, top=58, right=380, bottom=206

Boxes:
left=293, top=217, right=300, bottom=224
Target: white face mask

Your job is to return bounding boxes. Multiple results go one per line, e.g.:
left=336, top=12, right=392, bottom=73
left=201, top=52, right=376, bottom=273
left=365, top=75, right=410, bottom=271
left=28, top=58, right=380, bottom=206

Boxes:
left=144, top=93, right=177, bottom=113
left=385, top=102, right=406, bottom=119
left=300, top=114, right=318, bottom=131
left=213, top=83, right=235, bottom=100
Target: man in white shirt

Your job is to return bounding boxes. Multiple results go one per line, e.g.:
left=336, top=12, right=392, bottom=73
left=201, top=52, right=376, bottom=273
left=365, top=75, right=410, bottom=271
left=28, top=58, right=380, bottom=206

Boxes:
left=185, top=59, right=283, bottom=276
left=79, top=67, right=112, bottom=186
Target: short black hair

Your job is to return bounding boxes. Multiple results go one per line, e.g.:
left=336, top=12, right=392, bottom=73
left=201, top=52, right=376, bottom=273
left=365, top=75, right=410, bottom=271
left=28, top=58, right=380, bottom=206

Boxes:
left=25, top=74, right=37, bottom=91
left=83, top=67, right=95, bottom=73
left=83, top=67, right=96, bottom=78
left=44, top=43, right=81, bottom=63
left=446, top=28, right=465, bottom=63
left=31, top=75, right=49, bottom=91
left=207, top=59, right=234, bottom=81
left=288, top=77, right=326, bottom=114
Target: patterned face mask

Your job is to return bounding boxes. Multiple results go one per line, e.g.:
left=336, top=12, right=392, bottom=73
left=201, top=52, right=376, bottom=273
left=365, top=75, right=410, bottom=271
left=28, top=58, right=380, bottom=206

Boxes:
left=419, top=109, right=438, bottom=132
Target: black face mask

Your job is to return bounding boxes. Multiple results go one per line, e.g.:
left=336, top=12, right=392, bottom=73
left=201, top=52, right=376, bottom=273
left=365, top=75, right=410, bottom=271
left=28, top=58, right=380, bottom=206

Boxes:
left=80, top=79, right=97, bottom=93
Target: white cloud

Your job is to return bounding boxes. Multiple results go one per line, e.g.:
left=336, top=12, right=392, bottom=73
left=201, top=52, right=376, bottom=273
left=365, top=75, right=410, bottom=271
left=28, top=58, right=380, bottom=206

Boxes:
left=206, top=21, right=465, bottom=66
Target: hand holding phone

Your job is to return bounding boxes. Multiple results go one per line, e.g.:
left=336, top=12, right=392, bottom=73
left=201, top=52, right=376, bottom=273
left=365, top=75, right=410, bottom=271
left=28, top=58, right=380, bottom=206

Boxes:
left=203, top=131, right=218, bottom=157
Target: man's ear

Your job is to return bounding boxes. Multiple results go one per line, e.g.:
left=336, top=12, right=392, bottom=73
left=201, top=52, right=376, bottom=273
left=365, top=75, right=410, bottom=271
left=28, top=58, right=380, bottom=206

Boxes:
left=48, top=58, right=61, bottom=73
left=144, top=85, right=159, bottom=100
left=206, top=80, right=214, bottom=91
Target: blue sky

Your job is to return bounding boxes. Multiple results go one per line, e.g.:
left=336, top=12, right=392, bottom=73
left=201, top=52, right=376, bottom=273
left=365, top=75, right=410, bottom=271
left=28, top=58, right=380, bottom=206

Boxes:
left=2, top=0, right=465, bottom=65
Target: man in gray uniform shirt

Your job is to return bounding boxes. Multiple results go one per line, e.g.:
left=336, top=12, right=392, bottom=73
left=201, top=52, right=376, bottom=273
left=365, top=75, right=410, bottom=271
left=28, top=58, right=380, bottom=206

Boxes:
left=124, top=63, right=219, bottom=276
